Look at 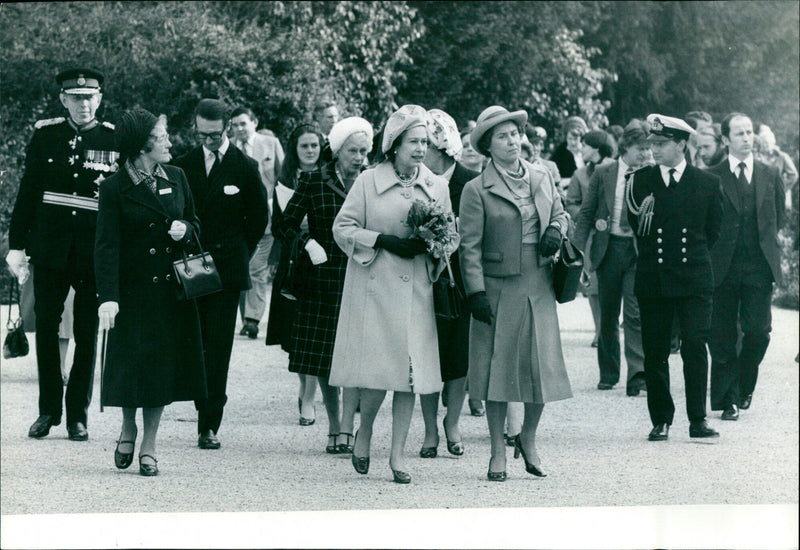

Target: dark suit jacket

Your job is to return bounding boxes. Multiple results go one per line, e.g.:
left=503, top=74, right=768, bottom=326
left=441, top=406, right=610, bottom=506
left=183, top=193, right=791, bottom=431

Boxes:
left=574, top=160, right=632, bottom=267
left=445, top=162, right=479, bottom=292
left=175, top=145, right=269, bottom=291
left=707, top=157, right=784, bottom=285
left=627, top=164, right=722, bottom=298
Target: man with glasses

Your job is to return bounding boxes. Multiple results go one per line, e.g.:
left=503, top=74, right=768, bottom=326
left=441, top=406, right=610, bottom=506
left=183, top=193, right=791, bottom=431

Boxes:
left=7, top=68, right=117, bottom=441
left=175, top=99, right=269, bottom=450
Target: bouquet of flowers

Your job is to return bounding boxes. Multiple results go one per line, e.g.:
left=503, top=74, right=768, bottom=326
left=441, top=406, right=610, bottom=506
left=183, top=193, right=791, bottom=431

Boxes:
left=406, top=199, right=460, bottom=279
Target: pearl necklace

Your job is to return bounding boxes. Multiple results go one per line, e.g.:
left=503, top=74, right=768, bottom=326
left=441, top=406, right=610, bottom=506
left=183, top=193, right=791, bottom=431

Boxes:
left=394, top=165, right=418, bottom=187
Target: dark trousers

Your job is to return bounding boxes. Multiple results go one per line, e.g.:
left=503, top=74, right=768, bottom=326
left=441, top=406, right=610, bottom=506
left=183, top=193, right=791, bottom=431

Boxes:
left=194, top=288, right=240, bottom=434
left=638, top=294, right=712, bottom=426
left=709, top=278, right=773, bottom=410
left=595, top=236, right=644, bottom=386
left=33, top=261, right=98, bottom=425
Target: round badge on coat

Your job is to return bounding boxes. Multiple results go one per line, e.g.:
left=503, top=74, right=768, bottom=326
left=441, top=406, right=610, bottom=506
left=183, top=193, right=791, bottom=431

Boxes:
left=595, top=219, right=608, bottom=232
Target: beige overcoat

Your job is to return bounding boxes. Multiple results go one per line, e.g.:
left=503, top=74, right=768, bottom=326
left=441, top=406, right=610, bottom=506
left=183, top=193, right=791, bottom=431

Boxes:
left=330, top=162, right=454, bottom=394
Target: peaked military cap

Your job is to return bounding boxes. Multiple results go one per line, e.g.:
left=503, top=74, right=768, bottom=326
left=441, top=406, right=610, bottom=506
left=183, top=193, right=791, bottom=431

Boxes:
left=56, top=68, right=104, bottom=94
left=646, top=114, right=695, bottom=141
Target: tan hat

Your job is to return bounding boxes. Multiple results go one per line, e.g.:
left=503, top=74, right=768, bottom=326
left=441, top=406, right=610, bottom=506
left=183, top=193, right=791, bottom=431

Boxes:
left=470, top=106, right=528, bottom=156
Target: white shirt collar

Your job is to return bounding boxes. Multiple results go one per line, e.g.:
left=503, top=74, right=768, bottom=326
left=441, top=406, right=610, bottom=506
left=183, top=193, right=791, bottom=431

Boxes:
left=659, top=159, right=687, bottom=186
left=617, top=158, right=630, bottom=179
left=203, top=135, right=230, bottom=160
left=728, top=153, right=754, bottom=182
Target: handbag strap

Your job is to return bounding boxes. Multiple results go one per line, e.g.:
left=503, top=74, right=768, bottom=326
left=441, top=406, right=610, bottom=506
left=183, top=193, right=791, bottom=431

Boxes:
left=6, top=278, right=20, bottom=329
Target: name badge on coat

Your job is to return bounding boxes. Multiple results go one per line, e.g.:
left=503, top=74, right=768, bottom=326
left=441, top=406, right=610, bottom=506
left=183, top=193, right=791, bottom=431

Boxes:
left=159, top=188, right=172, bottom=195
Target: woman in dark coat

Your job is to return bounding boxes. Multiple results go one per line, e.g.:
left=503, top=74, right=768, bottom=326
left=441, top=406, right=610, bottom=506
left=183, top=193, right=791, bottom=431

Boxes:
left=418, top=109, right=478, bottom=459
left=95, top=109, right=206, bottom=476
left=273, top=117, right=373, bottom=455
left=265, top=123, right=324, bottom=425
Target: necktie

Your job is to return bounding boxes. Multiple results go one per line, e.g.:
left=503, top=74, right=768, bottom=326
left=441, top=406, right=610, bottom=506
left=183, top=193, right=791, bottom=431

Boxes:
left=208, top=151, right=221, bottom=176
left=668, top=168, right=677, bottom=187
left=737, top=161, right=748, bottom=185
left=241, top=140, right=251, bottom=158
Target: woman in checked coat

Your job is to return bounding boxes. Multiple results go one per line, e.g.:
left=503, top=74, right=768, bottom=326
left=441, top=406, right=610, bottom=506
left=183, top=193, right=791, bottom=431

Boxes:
left=273, top=117, right=373, bottom=455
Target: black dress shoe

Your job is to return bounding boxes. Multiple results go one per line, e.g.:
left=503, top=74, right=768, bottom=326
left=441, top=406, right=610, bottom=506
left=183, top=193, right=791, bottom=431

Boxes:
left=443, top=419, right=464, bottom=456
left=352, top=454, right=370, bottom=474
left=648, top=423, right=670, bottom=441
left=139, top=454, right=158, bottom=476
left=391, top=468, right=411, bottom=484
left=198, top=429, right=221, bottom=449
left=67, top=422, right=88, bottom=441
left=115, top=439, right=136, bottom=469
left=513, top=435, right=547, bottom=477
left=721, top=404, right=739, bottom=421
left=597, top=382, right=615, bottom=390
left=239, top=320, right=258, bottom=339
left=689, top=420, right=719, bottom=438
left=28, top=415, right=59, bottom=438
left=740, top=393, right=753, bottom=410
left=468, top=400, right=485, bottom=416
left=419, top=436, right=439, bottom=458
left=626, top=375, right=647, bottom=396
left=487, top=458, right=507, bottom=482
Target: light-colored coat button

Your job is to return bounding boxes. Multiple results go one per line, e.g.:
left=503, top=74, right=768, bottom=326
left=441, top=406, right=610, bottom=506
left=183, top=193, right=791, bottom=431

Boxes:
left=658, top=248, right=663, bottom=254
left=681, top=248, right=686, bottom=253
left=682, top=258, right=687, bottom=263
left=682, top=228, right=687, bottom=233
left=71, top=210, right=76, bottom=216
left=657, top=228, right=663, bottom=234
left=657, top=238, right=662, bottom=243
left=658, top=258, right=663, bottom=263
left=152, top=276, right=159, bottom=283
left=149, top=248, right=156, bottom=255
left=401, top=275, right=410, bottom=282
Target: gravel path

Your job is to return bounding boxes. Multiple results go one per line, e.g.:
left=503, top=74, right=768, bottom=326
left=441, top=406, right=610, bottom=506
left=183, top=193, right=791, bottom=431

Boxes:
left=1, top=294, right=797, bottom=548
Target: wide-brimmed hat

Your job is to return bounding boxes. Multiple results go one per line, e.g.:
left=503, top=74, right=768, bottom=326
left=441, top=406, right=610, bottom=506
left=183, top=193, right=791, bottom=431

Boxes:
left=381, top=104, right=428, bottom=154
left=470, top=106, right=528, bottom=156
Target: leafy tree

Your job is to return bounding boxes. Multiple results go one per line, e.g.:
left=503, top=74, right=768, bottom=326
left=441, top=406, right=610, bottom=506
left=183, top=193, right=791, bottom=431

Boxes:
left=399, top=1, right=613, bottom=136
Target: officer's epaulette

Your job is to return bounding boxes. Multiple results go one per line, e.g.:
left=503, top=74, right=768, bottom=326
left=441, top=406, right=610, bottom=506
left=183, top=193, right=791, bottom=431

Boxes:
left=102, top=121, right=115, bottom=130
left=34, top=117, right=66, bottom=129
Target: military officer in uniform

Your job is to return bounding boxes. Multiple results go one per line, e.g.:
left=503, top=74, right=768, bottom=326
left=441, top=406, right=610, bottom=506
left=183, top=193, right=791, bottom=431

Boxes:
left=626, top=114, right=722, bottom=442
left=6, top=68, right=118, bottom=440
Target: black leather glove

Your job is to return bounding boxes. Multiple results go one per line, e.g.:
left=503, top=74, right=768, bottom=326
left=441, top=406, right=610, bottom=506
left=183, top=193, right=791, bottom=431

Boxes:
left=468, top=291, right=494, bottom=325
left=539, top=225, right=562, bottom=257
left=374, top=234, right=428, bottom=258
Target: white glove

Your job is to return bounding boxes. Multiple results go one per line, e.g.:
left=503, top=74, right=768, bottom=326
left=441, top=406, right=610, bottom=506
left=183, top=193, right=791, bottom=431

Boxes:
left=304, top=239, right=328, bottom=265
left=6, top=249, right=30, bottom=284
left=98, top=301, right=119, bottom=330
left=168, top=220, right=187, bottom=241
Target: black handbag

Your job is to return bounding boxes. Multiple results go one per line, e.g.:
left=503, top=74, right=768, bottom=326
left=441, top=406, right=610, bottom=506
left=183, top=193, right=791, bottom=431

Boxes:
left=552, top=237, right=584, bottom=304
left=172, top=234, right=223, bottom=300
left=278, top=230, right=312, bottom=301
left=433, top=256, right=464, bottom=321
left=3, top=280, right=29, bottom=359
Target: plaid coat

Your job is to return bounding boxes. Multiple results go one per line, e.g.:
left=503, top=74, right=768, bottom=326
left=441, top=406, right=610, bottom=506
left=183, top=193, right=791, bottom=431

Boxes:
left=272, top=164, right=349, bottom=377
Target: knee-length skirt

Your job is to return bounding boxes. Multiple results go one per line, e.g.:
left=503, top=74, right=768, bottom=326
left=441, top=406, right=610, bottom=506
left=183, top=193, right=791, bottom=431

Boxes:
left=468, top=244, right=573, bottom=403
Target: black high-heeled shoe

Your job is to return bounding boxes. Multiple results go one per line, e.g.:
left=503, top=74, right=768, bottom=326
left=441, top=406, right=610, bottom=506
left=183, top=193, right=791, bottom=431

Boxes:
left=513, top=435, right=546, bottom=477
left=419, top=434, right=439, bottom=458
left=337, top=432, right=354, bottom=454
left=443, top=418, right=464, bottom=456
left=351, top=431, right=369, bottom=474
left=487, top=458, right=507, bottom=482
left=138, top=454, right=158, bottom=477
left=391, top=468, right=411, bottom=484
left=114, top=439, right=135, bottom=470
left=326, top=433, right=340, bottom=455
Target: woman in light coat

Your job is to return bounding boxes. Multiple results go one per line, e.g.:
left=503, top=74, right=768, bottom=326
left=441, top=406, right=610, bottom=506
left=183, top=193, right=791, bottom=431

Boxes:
left=330, top=104, right=455, bottom=484
left=459, top=106, right=572, bottom=482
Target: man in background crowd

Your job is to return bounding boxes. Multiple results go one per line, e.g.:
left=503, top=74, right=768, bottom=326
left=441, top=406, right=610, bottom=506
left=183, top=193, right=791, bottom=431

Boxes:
left=708, top=112, right=785, bottom=421
left=230, top=106, right=285, bottom=339
left=312, top=99, right=340, bottom=140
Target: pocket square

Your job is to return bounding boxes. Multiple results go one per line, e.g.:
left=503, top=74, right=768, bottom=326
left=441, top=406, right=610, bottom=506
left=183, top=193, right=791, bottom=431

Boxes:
left=224, top=185, right=240, bottom=195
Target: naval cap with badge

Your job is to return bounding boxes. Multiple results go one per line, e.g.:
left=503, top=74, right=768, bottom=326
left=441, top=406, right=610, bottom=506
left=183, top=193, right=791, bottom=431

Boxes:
left=56, top=68, right=104, bottom=95
left=646, top=114, right=695, bottom=142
